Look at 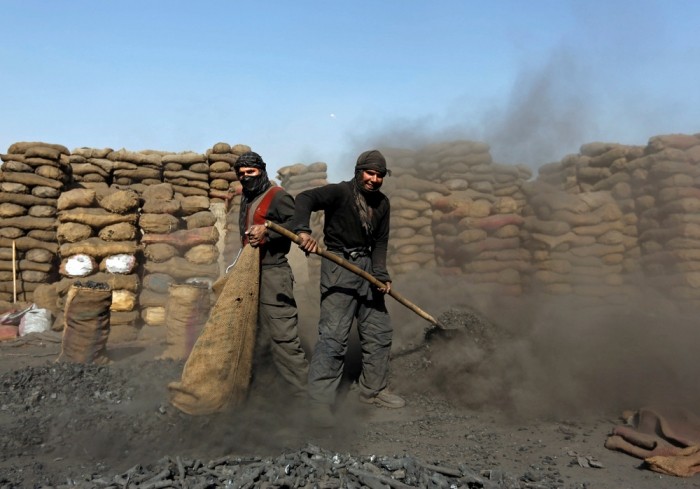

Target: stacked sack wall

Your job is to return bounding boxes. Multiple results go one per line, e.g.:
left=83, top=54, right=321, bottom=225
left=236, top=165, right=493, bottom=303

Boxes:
left=101, top=149, right=161, bottom=326
left=161, top=152, right=221, bottom=296
left=576, top=143, right=646, bottom=283
left=535, top=143, right=645, bottom=280
left=525, top=142, right=646, bottom=304
left=55, top=187, right=141, bottom=341
left=417, top=141, right=531, bottom=295
left=139, top=184, right=220, bottom=326
left=138, top=182, right=182, bottom=326
left=634, top=134, right=700, bottom=311
left=380, top=148, right=443, bottom=277
left=207, top=142, right=247, bottom=205
left=431, top=193, right=528, bottom=296
left=102, top=147, right=167, bottom=328
left=277, top=162, right=328, bottom=195
left=208, top=143, right=248, bottom=266
left=420, top=140, right=531, bottom=206
left=5, top=132, right=700, bottom=321
left=0, top=142, right=69, bottom=303
left=526, top=135, right=700, bottom=310
left=206, top=142, right=246, bottom=273
left=70, top=147, right=114, bottom=189
left=63, top=147, right=165, bottom=329
left=162, top=151, right=210, bottom=197
left=520, top=183, right=635, bottom=303
left=108, top=149, right=163, bottom=189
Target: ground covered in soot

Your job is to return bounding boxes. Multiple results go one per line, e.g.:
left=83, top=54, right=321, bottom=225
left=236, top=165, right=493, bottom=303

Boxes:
left=2, top=272, right=700, bottom=489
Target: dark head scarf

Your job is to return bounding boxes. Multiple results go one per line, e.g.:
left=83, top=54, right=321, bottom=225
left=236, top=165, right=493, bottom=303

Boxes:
left=355, top=149, right=390, bottom=177
left=352, top=150, right=389, bottom=240
left=234, top=151, right=267, bottom=172
left=235, top=151, right=271, bottom=199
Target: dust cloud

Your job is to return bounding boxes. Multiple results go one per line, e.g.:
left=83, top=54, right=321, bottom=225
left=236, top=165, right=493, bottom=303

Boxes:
left=287, top=41, right=700, bottom=426
left=481, top=49, right=594, bottom=170
left=342, top=47, right=596, bottom=174
left=383, top=265, right=700, bottom=423
left=315, top=41, right=700, bottom=423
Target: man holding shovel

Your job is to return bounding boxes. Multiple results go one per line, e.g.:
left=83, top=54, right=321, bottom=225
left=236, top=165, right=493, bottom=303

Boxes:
left=293, top=149, right=405, bottom=426
left=234, top=151, right=309, bottom=397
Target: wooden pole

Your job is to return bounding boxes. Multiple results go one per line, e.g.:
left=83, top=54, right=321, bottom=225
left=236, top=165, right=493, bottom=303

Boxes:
left=265, top=220, right=444, bottom=329
left=12, top=240, right=17, bottom=303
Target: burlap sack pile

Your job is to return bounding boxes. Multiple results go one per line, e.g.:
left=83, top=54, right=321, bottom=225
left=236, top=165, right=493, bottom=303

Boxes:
left=138, top=182, right=182, bottom=326
left=420, top=140, right=531, bottom=207
left=426, top=141, right=532, bottom=293
left=431, top=192, right=527, bottom=296
left=206, top=142, right=249, bottom=264
left=277, top=161, right=328, bottom=196
left=380, top=148, right=446, bottom=277
left=55, top=187, right=140, bottom=340
left=140, top=184, right=220, bottom=326
left=0, top=142, right=69, bottom=303
left=5, top=132, right=700, bottom=316
left=106, top=148, right=163, bottom=189
left=69, top=147, right=114, bottom=189
left=162, top=151, right=209, bottom=198
left=634, top=134, right=700, bottom=311
left=529, top=135, right=700, bottom=310
left=537, top=142, right=643, bottom=194
left=520, top=181, right=635, bottom=304
left=419, top=140, right=492, bottom=191
left=380, top=141, right=531, bottom=291
left=177, top=194, right=220, bottom=286
left=577, top=142, right=645, bottom=284
left=533, top=143, right=646, bottom=289
left=206, top=142, right=248, bottom=205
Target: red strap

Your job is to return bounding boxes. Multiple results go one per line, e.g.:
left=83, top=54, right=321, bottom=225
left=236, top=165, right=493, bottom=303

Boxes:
left=242, top=186, right=283, bottom=245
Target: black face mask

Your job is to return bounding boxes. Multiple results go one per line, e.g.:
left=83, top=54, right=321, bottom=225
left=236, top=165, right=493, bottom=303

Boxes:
left=240, top=173, right=271, bottom=198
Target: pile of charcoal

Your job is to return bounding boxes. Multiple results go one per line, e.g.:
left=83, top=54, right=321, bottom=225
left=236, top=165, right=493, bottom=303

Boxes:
left=50, top=443, right=531, bottom=489
left=0, top=362, right=131, bottom=413
left=433, top=307, right=507, bottom=350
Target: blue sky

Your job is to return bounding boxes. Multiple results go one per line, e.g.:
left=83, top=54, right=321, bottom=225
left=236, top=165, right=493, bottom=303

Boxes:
left=1, top=1, right=699, bottom=181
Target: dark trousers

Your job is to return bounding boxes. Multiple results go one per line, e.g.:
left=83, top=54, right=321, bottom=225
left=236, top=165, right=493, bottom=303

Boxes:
left=307, top=255, right=392, bottom=405
left=257, top=263, right=309, bottom=395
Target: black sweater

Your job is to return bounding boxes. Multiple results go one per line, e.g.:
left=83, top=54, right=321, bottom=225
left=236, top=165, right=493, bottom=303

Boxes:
left=293, top=180, right=391, bottom=282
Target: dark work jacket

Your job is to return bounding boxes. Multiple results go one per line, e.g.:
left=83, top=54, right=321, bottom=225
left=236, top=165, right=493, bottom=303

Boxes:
left=238, top=187, right=294, bottom=268
left=293, top=180, right=391, bottom=283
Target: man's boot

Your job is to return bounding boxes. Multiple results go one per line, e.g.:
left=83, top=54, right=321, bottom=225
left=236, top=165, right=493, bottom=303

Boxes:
left=359, top=388, right=406, bottom=409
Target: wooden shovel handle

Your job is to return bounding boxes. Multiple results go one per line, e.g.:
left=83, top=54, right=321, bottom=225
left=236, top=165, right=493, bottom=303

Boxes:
left=12, top=240, right=17, bottom=303
left=265, top=220, right=442, bottom=328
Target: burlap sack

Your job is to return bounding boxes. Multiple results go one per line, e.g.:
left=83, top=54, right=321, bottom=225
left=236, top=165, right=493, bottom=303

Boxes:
left=58, top=282, right=112, bottom=364
left=168, top=245, right=259, bottom=415
left=159, top=282, right=210, bottom=360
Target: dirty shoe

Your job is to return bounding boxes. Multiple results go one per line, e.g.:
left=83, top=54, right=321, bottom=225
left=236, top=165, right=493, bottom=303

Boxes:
left=360, top=389, right=406, bottom=409
left=310, top=403, right=335, bottom=428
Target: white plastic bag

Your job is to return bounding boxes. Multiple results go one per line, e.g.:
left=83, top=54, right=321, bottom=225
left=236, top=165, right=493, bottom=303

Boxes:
left=105, top=254, right=137, bottom=274
left=18, top=306, right=53, bottom=336
left=64, top=254, right=95, bottom=277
